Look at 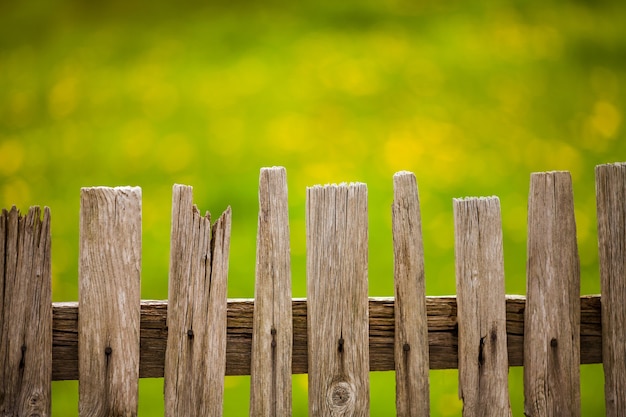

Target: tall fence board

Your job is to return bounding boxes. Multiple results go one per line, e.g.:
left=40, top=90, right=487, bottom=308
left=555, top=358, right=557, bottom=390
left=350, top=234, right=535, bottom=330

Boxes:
left=78, top=187, right=142, bottom=417
left=596, top=162, right=626, bottom=416
left=307, top=183, right=370, bottom=416
left=2, top=163, right=625, bottom=416
left=524, top=172, right=581, bottom=417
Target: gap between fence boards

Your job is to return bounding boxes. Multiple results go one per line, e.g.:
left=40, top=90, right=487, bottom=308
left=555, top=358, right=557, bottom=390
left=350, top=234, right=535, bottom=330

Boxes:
left=51, top=294, right=602, bottom=381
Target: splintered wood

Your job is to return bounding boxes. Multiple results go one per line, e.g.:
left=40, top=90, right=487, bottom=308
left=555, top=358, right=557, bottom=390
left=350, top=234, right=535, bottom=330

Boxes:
left=454, top=197, right=510, bottom=417
left=250, top=167, right=293, bottom=417
left=307, top=183, right=369, bottom=417
left=525, top=172, right=581, bottom=417
left=0, top=207, right=52, bottom=417
left=78, top=187, right=141, bottom=417
left=392, top=172, right=430, bottom=417
left=164, top=185, right=232, bottom=417
left=596, top=162, right=626, bottom=417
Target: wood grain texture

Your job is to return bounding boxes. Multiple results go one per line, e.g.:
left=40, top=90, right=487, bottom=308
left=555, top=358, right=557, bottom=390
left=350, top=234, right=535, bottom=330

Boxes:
left=454, top=198, right=511, bottom=416
left=50, top=294, right=602, bottom=380
left=0, top=206, right=52, bottom=417
left=307, top=183, right=369, bottom=417
left=596, top=162, right=626, bottom=416
left=250, top=167, right=292, bottom=417
left=392, top=172, right=430, bottom=417
left=78, top=187, right=141, bottom=417
left=524, top=172, right=581, bottom=417
left=164, top=185, right=231, bottom=417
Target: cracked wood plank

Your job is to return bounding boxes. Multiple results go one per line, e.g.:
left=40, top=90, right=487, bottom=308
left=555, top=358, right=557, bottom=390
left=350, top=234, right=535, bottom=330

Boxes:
left=164, top=185, right=231, bottom=417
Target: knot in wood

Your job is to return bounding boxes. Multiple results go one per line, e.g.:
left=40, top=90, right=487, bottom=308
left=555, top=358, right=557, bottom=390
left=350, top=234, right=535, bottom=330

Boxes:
left=328, top=381, right=354, bottom=408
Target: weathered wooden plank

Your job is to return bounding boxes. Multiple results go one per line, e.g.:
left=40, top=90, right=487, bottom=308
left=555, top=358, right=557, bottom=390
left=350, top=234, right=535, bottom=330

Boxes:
left=307, top=183, right=369, bottom=416
left=596, top=162, right=626, bottom=416
left=164, top=185, right=231, bottom=417
left=392, top=172, right=430, bottom=417
left=454, top=197, right=511, bottom=416
left=524, top=172, right=581, bottom=417
left=78, top=187, right=141, bottom=417
left=250, top=167, right=293, bottom=416
left=0, top=207, right=52, bottom=416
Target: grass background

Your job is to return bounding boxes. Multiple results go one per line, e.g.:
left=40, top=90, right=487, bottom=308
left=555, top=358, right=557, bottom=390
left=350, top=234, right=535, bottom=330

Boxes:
left=1, top=0, right=625, bottom=415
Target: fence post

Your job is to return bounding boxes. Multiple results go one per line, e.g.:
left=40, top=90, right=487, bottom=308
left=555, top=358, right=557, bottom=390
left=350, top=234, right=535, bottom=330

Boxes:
left=0, top=207, right=52, bottom=416
left=596, top=162, right=626, bottom=416
left=392, top=172, right=430, bottom=417
left=454, top=197, right=511, bottom=416
left=164, top=185, right=231, bottom=417
left=78, top=187, right=142, bottom=417
left=307, top=183, right=369, bottom=417
left=524, top=172, right=580, bottom=417
left=250, top=167, right=293, bottom=416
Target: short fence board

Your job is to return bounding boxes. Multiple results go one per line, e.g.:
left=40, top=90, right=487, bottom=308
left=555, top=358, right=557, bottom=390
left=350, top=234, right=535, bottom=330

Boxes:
left=0, top=207, right=52, bottom=417
left=454, top=197, right=510, bottom=416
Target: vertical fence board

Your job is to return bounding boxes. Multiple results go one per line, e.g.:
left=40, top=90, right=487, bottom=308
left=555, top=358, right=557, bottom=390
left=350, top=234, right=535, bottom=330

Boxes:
left=164, top=185, right=231, bottom=417
left=524, top=172, right=580, bottom=417
left=596, top=162, right=626, bottom=416
left=454, top=197, right=510, bottom=416
left=250, top=167, right=293, bottom=416
left=391, top=172, right=430, bottom=417
left=0, top=207, right=52, bottom=416
left=307, top=183, right=369, bottom=417
left=79, top=187, right=141, bottom=417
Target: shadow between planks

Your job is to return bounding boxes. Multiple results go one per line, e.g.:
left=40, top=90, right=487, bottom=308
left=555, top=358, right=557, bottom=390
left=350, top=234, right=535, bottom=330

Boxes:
left=51, top=294, right=602, bottom=381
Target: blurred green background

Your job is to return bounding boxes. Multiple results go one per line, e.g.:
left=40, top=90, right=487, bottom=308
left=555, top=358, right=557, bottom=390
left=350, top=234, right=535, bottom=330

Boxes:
left=1, top=0, right=625, bottom=415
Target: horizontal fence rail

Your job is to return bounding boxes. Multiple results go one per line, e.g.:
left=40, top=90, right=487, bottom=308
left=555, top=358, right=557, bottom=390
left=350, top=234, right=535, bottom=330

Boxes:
left=2, top=162, right=625, bottom=417
left=50, top=295, right=603, bottom=380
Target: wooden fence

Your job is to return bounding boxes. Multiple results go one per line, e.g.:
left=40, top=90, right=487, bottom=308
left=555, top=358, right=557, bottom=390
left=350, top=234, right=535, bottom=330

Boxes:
left=1, top=163, right=625, bottom=416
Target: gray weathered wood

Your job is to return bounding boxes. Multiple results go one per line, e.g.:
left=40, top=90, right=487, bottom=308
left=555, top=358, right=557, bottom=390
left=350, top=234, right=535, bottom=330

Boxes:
left=596, top=162, right=626, bottom=416
left=0, top=206, right=52, bottom=417
left=164, top=185, right=231, bottom=417
left=49, top=294, right=603, bottom=380
left=307, top=183, right=369, bottom=417
left=454, top=197, right=511, bottom=416
left=250, top=167, right=293, bottom=417
left=524, top=172, right=580, bottom=417
left=78, top=187, right=142, bottom=417
left=392, top=172, right=430, bottom=417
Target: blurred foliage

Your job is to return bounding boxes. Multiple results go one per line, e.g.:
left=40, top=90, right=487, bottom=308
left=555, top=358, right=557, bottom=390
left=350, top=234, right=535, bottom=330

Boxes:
left=1, top=0, right=625, bottom=415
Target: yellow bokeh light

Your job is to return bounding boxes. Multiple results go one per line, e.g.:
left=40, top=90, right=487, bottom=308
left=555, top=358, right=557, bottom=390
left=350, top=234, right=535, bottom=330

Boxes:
left=0, top=139, right=25, bottom=176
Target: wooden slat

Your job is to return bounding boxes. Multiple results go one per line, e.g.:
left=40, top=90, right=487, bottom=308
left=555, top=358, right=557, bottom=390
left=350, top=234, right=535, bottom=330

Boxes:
left=78, top=187, right=141, bottom=417
left=307, top=183, right=369, bottom=416
left=392, top=172, right=430, bottom=417
left=454, top=197, right=510, bottom=416
left=50, top=294, right=602, bottom=380
left=250, top=167, right=293, bottom=416
left=524, top=172, right=581, bottom=417
left=596, top=162, right=626, bottom=416
left=0, top=207, right=52, bottom=416
left=164, top=185, right=231, bottom=417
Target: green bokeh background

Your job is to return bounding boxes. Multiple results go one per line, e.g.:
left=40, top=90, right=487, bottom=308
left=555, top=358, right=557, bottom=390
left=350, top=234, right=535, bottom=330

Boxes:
left=1, top=0, right=625, bottom=415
